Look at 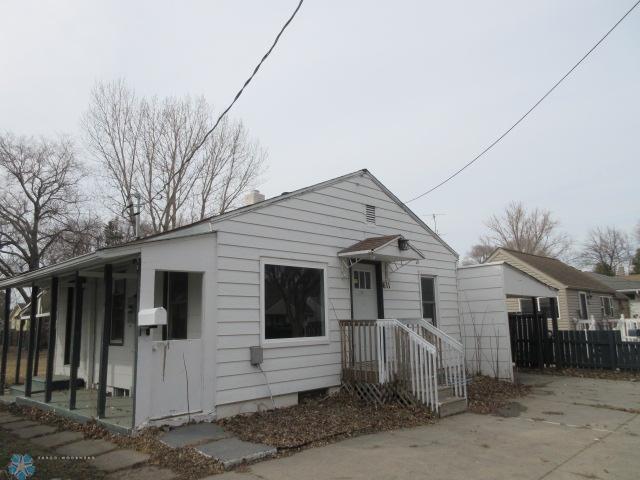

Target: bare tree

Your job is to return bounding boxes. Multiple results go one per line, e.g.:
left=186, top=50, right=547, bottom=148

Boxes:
left=580, top=226, right=631, bottom=276
left=463, top=242, right=495, bottom=265
left=0, top=133, right=87, bottom=299
left=83, top=80, right=265, bottom=235
left=479, top=201, right=571, bottom=258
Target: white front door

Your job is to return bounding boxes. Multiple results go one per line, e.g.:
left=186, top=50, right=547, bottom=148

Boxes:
left=352, top=264, right=378, bottom=320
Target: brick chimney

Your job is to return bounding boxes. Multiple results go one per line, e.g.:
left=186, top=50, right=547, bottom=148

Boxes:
left=243, top=189, right=265, bottom=206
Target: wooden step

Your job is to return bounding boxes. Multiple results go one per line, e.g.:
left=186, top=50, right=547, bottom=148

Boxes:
left=438, top=397, right=467, bottom=418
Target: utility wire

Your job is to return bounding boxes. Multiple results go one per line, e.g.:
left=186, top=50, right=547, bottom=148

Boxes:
left=405, top=0, right=640, bottom=204
left=143, top=0, right=304, bottom=206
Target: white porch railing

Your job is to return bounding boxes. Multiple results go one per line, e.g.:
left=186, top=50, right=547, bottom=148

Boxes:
left=402, top=318, right=467, bottom=399
left=376, top=319, right=440, bottom=412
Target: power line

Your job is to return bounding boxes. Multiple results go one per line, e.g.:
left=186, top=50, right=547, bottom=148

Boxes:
left=142, top=0, right=305, bottom=206
left=405, top=0, right=640, bottom=204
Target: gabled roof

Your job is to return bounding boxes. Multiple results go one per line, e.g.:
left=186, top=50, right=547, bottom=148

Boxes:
left=585, top=272, right=640, bottom=292
left=490, top=248, right=615, bottom=293
left=0, top=169, right=457, bottom=289
left=108, top=169, right=458, bottom=257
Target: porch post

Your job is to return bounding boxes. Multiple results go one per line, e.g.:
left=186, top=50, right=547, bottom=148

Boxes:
left=549, top=297, right=560, bottom=370
left=33, top=314, right=42, bottom=377
left=25, top=284, right=39, bottom=397
left=0, top=289, right=11, bottom=393
left=69, top=272, right=84, bottom=410
left=45, top=278, right=59, bottom=403
left=531, top=296, right=543, bottom=371
left=14, top=318, right=24, bottom=385
left=97, top=264, right=113, bottom=418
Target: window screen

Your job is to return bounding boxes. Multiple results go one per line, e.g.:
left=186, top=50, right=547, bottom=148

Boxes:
left=110, top=279, right=126, bottom=346
left=421, top=276, right=437, bottom=326
left=264, top=264, right=325, bottom=339
left=163, top=272, right=189, bottom=340
left=64, top=287, right=74, bottom=365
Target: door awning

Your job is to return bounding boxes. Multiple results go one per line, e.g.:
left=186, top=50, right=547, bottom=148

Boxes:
left=338, top=235, right=424, bottom=263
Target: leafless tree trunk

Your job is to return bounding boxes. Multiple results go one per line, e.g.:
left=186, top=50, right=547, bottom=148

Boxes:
left=0, top=133, right=88, bottom=300
left=463, top=243, right=495, bottom=265
left=580, top=226, right=631, bottom=276
left=476, top=201, right=571, bottom=259
left=83, top=80, right=265, bottom=235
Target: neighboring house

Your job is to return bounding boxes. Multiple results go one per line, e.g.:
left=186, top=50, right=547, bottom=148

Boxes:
left=0, top=169, right=463, bottom=432
left=487, top=248, right=618, bottom=329
left=585, top=272, right=640, bottom=319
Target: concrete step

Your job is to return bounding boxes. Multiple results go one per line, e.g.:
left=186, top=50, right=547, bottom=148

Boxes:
left=438, top=397, right=467, bottom=418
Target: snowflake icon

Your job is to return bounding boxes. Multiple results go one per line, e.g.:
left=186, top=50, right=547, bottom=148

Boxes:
left=7, top=454, right=36, bottom=480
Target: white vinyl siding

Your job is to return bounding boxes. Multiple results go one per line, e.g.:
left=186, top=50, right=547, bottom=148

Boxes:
left=213, top=173, right=460, bottom=407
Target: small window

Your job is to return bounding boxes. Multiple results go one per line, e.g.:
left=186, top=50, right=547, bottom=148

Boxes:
left=365, top=205, right=376, bottom=224
left=353, top=270, right=372, bottom=290
left=537, top=297, right=559, bottom=319
left=110, top=279, right=126, bottom=346
left=578, top=292, right=589, bottom=319
left=420, top=276, right=437, bottom=326
left=600, top=296, right=613, bottom=317
left=519, top=298, right=534, bottom=314
left=64, top=287, right=74, bottom=365
left=163, top=272, right=189, bottom=340
left=264, top=263, right=325, bottom=340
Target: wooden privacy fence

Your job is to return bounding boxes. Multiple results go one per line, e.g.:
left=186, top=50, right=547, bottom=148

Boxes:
left=509, top=313, right=640, bottom=371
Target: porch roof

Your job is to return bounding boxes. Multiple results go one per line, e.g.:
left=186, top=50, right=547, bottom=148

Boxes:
left=337, top=235, right=424, bottom=263
left=0, top=245, right=141, bottom=289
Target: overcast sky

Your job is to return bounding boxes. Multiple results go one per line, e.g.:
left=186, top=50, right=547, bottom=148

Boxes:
left=1, top=0, right=638, bottom=257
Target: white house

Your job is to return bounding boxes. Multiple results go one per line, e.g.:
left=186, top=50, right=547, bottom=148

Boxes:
left=0, top=169, right=467, bottom=432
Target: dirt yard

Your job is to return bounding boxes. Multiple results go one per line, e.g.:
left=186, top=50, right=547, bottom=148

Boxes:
left=219, top=391, right=435, bottom=450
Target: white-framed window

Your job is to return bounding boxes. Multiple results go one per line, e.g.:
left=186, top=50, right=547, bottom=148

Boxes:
left=600, top=296, right=614, bottom=317
left=353, top=270, right=372, bottom=290
left=578, top=291, right=589, bottom=319
left=420, top=275, right=438, bottom=327
left=260, top=258, right=328, bottom=345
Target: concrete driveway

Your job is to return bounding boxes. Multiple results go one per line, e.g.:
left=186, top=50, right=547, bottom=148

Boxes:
left=219, top=373, right=640, bottom=480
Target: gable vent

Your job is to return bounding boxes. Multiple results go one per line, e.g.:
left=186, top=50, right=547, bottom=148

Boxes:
left=365, top=205, right=376, bottom=224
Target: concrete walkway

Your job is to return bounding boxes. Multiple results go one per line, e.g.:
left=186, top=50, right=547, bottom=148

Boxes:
left=215, top=373, right=640, bottom=480
left=0, top=411, right=175, bottom=479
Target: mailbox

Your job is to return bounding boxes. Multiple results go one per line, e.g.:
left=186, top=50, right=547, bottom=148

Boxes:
left=138, top=307, right=167, bottom=328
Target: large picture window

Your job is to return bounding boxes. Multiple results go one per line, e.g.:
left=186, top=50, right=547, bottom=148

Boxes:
left=264, top=263, right=325, bottom=340
left=110, top=279, right=126, bottom=346
left=420, top=276, right=437, bottom=326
